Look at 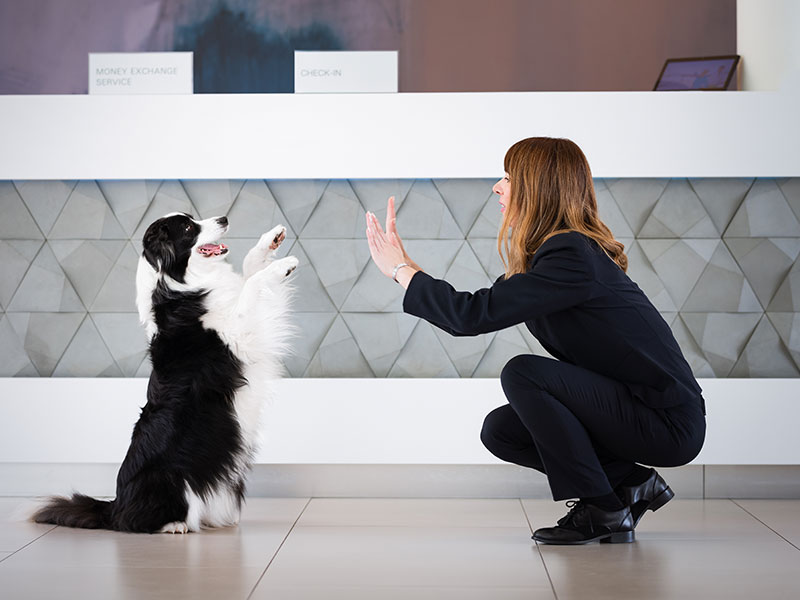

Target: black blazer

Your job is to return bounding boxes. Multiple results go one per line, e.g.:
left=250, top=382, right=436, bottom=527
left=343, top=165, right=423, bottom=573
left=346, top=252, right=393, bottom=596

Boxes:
left=403, top=231, right=705, bottom=413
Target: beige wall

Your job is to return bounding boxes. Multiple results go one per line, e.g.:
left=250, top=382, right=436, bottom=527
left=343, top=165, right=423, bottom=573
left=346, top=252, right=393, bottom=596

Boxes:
left=397, top=0, right=736, bottom=91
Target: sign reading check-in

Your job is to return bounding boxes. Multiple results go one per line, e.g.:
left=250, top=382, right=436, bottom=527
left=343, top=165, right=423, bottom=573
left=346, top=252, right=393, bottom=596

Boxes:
left=295, top=51, right=398, bottom=93
left=89, top=52, right=193, bottom=94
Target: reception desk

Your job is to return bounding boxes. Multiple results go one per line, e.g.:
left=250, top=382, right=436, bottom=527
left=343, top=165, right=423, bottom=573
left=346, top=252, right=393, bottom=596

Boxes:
left=1, top=91, right=799, bottom=497
left=1, top=91, right=798, bottom=180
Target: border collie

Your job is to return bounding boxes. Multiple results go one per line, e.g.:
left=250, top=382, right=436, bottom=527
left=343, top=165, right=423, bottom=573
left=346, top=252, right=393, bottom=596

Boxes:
left=32, top=213, right=297, bottom=533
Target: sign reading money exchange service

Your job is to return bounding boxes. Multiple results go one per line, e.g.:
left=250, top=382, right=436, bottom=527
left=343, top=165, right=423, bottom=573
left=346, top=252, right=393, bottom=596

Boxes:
left=89, top=52, right=193, bottom=94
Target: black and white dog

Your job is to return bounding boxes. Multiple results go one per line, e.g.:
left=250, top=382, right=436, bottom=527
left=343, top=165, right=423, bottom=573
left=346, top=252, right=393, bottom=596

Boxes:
left=33, top=213, right=297, bottom=533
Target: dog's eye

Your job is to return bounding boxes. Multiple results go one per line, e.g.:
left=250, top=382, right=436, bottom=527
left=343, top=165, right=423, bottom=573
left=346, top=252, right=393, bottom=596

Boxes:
left=185, top=223, right=194, bottom=232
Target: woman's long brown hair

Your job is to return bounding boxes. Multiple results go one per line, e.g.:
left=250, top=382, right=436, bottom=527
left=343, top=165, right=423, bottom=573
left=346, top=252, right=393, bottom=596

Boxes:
left=497, top=137, right=628, bottom=277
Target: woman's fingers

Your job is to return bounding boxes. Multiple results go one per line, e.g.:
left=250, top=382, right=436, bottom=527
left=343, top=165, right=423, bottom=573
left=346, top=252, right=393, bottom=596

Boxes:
left=367, top=208, right=403, bottom=253
left=368, top=211, right=381, bottom=233
left=366, top=212, right=386, bottom=249
left=389, top=218, right=404, bottom=251
left=385, top=196, right=396, bottom=233
left=369, top=212, right=388, bottom=244
left=381, top=199, right=405, bottom=252
left=366, top=222, right=383, bottom=261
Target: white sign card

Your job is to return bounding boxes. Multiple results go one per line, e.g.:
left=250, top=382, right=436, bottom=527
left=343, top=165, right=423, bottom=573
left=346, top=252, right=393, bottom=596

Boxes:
left=89, top=52, right=193, bottom=95
left=295, top=51, right=398, bottom=93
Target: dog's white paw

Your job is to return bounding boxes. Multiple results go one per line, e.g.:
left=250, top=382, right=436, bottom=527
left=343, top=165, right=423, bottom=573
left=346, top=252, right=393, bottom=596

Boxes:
left=159, top=521, right=189, bottom=534
left=279, top=255, right=299, bottom=277
left=260, top=225, right=287, bottom=251
left=252, top=255, right=299, bottom=287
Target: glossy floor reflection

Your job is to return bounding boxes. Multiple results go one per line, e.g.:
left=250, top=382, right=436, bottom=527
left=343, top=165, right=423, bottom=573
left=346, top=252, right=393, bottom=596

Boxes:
left=1, top=497, right=798, bottom=599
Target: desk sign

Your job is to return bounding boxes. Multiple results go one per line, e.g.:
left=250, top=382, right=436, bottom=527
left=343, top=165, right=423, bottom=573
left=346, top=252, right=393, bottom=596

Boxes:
left=295, top=51, right=398, bottom=93
left=89, top=52, right=193, bottom=94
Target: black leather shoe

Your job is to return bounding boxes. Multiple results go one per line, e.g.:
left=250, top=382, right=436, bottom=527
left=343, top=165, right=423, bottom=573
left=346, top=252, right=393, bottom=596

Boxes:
left=532, top=501, right=635, bottom=545
left=615, top=468, right=674, bottom=526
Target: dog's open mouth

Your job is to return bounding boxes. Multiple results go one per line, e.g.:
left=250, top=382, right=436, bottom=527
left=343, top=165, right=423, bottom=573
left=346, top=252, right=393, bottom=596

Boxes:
left=197, top=243, right=228, bottom=257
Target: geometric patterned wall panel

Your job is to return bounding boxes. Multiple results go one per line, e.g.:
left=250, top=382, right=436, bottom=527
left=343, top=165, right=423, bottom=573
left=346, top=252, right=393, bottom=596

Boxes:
left=1, top=177, right=799, bottom=378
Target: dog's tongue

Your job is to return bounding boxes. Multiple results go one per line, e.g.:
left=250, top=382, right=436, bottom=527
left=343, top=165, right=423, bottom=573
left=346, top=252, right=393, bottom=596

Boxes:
left=198, top=243, right=227, bottom=256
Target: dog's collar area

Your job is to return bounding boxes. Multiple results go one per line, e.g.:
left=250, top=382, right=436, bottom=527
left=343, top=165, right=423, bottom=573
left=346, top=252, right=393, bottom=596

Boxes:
left=197, top=243, right=228, bottom=257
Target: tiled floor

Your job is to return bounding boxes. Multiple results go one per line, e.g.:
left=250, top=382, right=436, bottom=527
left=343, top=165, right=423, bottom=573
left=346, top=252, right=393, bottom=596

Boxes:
left=1, top=497, right=799, bottom=599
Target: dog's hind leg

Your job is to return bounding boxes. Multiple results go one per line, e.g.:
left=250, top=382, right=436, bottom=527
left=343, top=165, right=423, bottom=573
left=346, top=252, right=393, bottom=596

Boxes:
left=242, top=225, right=287, bottom=279
left=159, top=521, right=189, bottom=534
left=156, top=484, right=203, bottom=533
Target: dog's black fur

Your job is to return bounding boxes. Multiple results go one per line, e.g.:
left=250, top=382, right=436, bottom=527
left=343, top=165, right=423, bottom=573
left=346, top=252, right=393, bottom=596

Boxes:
left=32, top=214, right=253, bottom=533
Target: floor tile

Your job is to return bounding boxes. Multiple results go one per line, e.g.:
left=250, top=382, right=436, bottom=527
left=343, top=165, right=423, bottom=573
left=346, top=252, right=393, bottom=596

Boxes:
left=252, top=586, right=554, bottom=599
left=3, top=498, right=308, bottom=569
left=0, top=565, right=264, bottom=600
left=535, top=500, right=800, bottom=599
left=297, top=498, right=530, bottom=528
left=632, top=498, right=778, bottom=541
left=3, top=497, right=798, bottom=599
left=255, top=526, right=550, bottom=591
left=0, top=498, right=57, bottom=552
left=539, top=539, right=800, bottom=600
left=735, top=499, right=800, bottom=548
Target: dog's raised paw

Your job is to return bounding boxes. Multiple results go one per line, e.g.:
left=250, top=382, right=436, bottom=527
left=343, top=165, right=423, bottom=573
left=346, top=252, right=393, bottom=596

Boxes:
left=283, top=256, right=299, bottom=277
left=159, top=521, right=189, bottom=534
left=261, top=225, right=287, bottom=251
left=271, top=229, right=286, bottom=250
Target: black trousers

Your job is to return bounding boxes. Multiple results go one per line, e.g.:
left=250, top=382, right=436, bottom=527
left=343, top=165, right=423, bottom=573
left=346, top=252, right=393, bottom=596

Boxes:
left=481, top=354, right=706, bottom=501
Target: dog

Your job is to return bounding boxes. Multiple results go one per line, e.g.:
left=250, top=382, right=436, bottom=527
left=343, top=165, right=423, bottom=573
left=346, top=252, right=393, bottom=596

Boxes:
left=32, top=213, right=297, bottom=533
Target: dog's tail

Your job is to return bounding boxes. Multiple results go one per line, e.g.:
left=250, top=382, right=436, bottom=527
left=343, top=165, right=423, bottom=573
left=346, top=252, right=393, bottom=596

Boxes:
left=31, top=494, right=114, bottom=530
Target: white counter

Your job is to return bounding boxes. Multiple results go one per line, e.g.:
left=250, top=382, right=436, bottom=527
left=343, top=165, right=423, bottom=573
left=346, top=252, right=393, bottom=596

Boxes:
left=1, top=378, right=797, bottom=466
left=1, top=91, right=798, bottom=180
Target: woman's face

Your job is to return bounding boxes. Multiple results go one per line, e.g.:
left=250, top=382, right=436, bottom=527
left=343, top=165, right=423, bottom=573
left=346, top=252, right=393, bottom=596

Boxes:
left=492, top=173, right=511, bottom=214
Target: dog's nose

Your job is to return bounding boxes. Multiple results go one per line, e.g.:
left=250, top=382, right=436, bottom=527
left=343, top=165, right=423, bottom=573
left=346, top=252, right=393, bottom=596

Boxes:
left=217, top=216, right=228, bottom=227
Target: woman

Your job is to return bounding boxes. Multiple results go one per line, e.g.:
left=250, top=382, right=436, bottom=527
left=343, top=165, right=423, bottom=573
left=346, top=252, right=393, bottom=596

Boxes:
left=365, top=137, right=706, bottom=545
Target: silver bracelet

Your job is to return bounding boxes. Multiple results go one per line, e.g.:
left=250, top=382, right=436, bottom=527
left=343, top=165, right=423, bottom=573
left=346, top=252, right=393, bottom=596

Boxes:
left=391, top=262, right=410, bottom=283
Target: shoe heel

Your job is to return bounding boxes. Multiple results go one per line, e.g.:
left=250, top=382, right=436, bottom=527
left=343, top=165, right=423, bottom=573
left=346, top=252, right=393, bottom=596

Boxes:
left=649, top=486, right=675, bottom=513
left=601, top=530, right=635, bottom=544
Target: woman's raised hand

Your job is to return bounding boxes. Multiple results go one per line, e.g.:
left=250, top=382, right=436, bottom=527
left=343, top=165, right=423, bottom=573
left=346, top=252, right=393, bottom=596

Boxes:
left=365, top=196, right=420, bottom=288
left=384, top=196, right=419, bottom=270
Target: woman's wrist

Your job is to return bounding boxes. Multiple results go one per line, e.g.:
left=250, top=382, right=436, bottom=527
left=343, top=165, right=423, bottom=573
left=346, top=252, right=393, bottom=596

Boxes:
left=391, top=262, right=410, bottom=281
left=394, top=264, right=419, bottom=289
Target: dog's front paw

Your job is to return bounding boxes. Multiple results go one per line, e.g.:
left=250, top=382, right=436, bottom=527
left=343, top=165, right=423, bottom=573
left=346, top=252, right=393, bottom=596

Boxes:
left=260, top=225, right=287, bottom=251
left=280, top=255, right=299, bottom=277
left=254, top=255, right=299, bottom=286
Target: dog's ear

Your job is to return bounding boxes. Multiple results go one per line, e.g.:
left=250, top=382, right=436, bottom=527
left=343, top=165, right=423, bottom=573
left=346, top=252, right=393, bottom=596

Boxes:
left=142, top=221, right=175, bottom=273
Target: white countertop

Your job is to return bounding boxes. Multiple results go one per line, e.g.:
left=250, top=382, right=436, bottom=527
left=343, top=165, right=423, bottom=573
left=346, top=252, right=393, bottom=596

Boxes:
left=1, top=91, right=798, bottom=180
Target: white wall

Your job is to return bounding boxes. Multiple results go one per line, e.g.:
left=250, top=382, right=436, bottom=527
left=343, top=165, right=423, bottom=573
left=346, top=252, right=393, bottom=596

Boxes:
left=737, top=0, right=800, bottom=91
